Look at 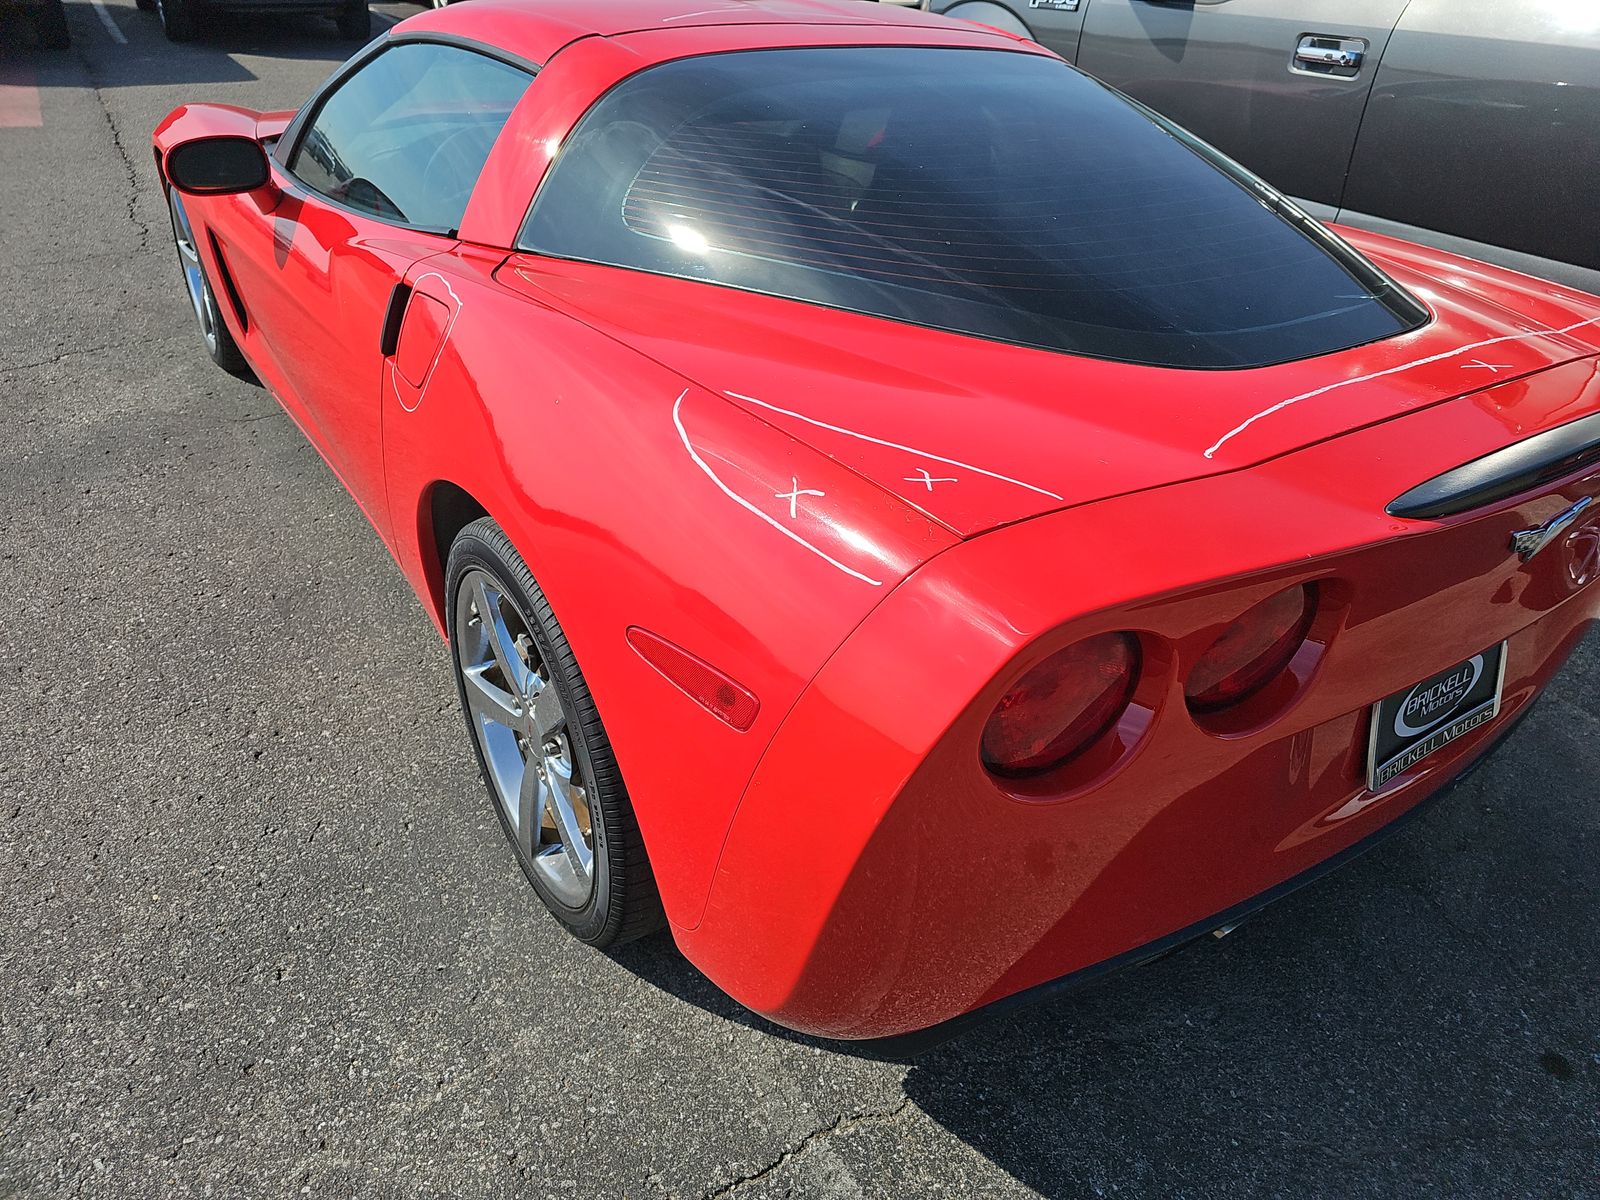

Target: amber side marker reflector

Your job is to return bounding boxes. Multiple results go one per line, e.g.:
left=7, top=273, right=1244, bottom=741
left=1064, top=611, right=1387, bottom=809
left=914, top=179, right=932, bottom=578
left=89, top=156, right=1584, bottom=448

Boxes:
left=626, top=626, right=760, bottom=732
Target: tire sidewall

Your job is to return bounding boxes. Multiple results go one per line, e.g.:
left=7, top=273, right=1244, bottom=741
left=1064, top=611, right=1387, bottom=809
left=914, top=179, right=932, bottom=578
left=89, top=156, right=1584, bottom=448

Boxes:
left=168, top=192, right=218, bottom=360
left=158, top=0, right=196, bottom=40
left=38, top=0, right=70, bottom=47
left=336, top=1, right=370, bottom=39
left=445, top=524, right=616, bottom=943
left=167, top=191, right=253, bottom=378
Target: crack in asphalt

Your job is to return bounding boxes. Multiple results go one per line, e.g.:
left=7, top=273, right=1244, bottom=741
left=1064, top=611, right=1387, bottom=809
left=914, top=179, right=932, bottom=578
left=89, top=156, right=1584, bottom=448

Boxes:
left=0, top=333, right=185, bottom=377
left=72, top=40, right=153, bottom=255
left=700, top=1097, right=913, bottom=1199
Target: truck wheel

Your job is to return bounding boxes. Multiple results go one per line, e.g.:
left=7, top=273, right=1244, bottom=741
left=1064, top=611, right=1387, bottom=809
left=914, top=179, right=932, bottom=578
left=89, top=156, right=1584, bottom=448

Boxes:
left=37, top=0, right=71, bottom=48
left=335, top=0, right=370, bottom=40
left=156, top=0, right=197, bottom=41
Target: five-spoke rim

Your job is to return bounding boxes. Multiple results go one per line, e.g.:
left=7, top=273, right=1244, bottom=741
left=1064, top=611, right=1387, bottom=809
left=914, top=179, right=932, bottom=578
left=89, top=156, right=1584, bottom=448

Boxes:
left=169, top=193, right=218, bottom=355
left=454, top=568, right=596, bottom=907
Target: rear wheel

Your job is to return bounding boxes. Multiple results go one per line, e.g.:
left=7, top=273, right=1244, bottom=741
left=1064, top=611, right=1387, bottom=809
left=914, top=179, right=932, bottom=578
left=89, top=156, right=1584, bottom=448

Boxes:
left=167, top=191, right=252, bottom=379
left=36, top=0, right=70, bottom=48
left=446, top=518, right=662, bottom=947
left=155, top=0, right=196, bottom=41
left=335, top=0, right=370, bottom=40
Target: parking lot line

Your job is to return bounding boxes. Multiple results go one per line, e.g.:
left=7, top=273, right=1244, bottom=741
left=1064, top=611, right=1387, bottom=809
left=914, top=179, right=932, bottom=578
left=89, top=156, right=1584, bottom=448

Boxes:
left=0, top=63, right=42, bottom=128
left=89, top=0, right=129, bottom=42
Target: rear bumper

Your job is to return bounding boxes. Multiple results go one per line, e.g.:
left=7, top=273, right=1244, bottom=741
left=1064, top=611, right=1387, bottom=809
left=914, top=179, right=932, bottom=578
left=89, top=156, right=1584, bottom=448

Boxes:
left=675, top=373, right=1600, bottom=1040
left=875, top=701, right=1533, bottom=1056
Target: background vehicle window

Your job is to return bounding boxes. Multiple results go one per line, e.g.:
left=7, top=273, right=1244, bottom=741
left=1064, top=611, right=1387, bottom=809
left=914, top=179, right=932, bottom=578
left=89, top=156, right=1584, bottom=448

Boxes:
left=521, top=47, right=1424, bottom=370
left=290, top=42, right=529, bottom=232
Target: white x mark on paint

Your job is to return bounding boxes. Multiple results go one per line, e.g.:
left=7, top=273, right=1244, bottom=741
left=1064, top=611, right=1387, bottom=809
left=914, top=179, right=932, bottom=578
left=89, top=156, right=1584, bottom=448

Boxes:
left=904, top=468, right=958, bottom=492
left=774, top=476, right=825, bottom=519
left=1462, top=360, right=1513, bottom=373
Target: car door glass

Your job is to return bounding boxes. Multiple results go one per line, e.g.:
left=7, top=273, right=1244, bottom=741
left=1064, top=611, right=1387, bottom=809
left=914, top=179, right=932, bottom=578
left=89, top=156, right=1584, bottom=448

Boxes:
left=289, top=42, right=530, bottom=232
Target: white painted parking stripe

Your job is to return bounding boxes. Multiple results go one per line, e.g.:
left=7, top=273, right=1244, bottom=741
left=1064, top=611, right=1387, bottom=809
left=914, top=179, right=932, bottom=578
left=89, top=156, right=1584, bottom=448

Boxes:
left=89, top=0, right=128, bottom=42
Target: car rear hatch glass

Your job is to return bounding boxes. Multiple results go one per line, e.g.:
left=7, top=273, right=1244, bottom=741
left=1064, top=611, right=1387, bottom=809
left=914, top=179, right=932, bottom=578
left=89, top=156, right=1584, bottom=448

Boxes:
left=520, top=45, right=1426, bottom=370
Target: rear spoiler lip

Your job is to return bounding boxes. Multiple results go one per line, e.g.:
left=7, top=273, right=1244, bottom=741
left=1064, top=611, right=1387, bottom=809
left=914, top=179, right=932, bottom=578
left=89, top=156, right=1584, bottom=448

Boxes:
left=1388, top=410, right=1600, bottom=520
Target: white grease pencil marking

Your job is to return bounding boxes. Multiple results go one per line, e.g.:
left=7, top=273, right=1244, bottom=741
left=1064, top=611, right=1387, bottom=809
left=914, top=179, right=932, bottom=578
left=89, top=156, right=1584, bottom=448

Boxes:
left=726, top=390, right=1064, bottom=501
left=674, top=392, right=881, bottom=586
left=1204, top=317, right=1600, bottom=460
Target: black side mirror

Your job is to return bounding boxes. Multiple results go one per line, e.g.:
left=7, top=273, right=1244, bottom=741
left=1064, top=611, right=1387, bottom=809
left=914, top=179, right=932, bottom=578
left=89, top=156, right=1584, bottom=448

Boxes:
left=165, top=135, right=271, bottom=195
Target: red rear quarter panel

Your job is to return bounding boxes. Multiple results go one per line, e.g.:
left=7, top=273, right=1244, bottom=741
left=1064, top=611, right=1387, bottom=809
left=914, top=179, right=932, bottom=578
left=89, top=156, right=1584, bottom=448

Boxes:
left=686, top=358, right=1600, bottom=1039
left=378, top=248, right=957, bottom=931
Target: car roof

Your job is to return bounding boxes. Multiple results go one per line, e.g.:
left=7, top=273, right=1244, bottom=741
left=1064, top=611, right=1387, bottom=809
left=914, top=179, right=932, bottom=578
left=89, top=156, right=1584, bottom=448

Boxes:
left=398, top=0, right=989, bottom=69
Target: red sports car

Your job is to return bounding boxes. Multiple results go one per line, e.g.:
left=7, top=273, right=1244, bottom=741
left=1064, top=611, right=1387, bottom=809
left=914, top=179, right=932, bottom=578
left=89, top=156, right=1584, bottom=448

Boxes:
left=152, top=0, right=1600, bottom=1041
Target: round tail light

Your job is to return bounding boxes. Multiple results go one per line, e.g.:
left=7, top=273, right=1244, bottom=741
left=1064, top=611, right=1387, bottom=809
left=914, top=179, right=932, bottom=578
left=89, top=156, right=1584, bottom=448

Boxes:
left=981, top=633, right=1140, bottom=777
left=1185, top=584, right=1317, bottom=714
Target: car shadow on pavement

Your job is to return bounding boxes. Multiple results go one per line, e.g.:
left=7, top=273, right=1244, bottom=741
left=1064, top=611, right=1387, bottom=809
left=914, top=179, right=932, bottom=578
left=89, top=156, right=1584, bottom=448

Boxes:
left=0, top=4, right=361, bottom=82
left=610, top=667, right=1600, bottom=1195
left=894, top=854, right=1596, bottom=1197
left=126, top=8, right=377, bottom=59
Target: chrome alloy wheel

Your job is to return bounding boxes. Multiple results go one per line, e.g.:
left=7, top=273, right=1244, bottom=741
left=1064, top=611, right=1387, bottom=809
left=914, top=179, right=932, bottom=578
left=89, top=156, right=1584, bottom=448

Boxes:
left=454, top=567, right=596, bottom=907
left=169, top=193, right=221, bottom=358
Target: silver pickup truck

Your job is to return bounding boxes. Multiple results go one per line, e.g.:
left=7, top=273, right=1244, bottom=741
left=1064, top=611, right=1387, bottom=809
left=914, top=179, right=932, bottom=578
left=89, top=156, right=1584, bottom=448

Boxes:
left=897, top=0, right=1600, bottom=296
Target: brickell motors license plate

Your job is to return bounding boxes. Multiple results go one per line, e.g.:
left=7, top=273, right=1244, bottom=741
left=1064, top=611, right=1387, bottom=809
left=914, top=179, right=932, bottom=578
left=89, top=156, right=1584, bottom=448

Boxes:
left=1368, top=643, right=1507, bottom=792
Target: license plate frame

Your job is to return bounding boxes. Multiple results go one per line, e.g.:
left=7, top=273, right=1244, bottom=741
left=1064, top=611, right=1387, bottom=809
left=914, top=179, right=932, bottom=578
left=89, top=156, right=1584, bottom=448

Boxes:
left=1367, top=642, right=1508, bottom=793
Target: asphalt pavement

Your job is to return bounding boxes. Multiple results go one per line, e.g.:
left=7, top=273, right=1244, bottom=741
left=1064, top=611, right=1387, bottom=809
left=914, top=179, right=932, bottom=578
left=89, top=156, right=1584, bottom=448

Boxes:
left=1, top=4, right=1598, bottom=1196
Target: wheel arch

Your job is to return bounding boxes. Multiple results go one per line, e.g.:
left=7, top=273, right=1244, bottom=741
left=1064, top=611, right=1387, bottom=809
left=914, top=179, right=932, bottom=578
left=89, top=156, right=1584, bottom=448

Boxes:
left=379, top=268, right=959, bottom=932
left=418, top=478, right=491, bottom=636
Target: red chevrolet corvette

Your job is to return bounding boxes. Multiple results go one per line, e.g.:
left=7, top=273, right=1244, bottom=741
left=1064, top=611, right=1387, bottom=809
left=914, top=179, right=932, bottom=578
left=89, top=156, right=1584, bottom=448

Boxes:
left=153, top=0, right=1600, bottom=1041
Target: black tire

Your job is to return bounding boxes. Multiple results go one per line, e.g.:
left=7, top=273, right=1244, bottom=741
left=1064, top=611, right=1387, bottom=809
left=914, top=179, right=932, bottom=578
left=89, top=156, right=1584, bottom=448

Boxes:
left=167, top=191, right=254, bottom=380
left=446, top=518, right=663, bottom=947
left=156, top=0, right=197, bottom=41
left=335, top=0, right=370, bottom=40
left=36, top=0, right=70, bottom=48
left=135, top=0, right=156, bottom=10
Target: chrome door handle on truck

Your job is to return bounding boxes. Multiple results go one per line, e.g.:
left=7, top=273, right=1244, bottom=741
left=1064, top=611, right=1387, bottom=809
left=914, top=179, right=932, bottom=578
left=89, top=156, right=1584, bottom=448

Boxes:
left=1293, top=36, right=1366, bottom=77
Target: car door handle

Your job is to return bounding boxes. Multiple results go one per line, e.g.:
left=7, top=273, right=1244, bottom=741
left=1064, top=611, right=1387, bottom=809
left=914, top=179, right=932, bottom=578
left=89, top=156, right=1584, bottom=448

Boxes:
left=1293, top=35, right=1365, bottom=76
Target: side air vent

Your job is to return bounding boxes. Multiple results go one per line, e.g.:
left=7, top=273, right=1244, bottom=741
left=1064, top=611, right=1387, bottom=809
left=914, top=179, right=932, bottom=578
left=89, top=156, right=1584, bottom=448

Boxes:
left=1388, top=412, right=1600, bottom=520
left=206, top=230, right=250, bottom=334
